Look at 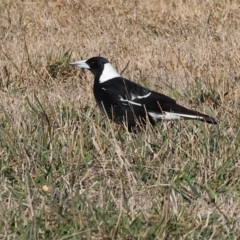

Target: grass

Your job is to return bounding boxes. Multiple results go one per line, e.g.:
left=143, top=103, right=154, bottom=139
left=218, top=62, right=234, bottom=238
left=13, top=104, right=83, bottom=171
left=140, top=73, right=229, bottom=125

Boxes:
left=1, top=0, right=240, bottom=239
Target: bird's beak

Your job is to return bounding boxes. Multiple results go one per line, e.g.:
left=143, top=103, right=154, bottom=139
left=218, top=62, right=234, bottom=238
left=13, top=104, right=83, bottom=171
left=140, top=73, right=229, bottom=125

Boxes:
left=70, top=60, right=90, bottom=69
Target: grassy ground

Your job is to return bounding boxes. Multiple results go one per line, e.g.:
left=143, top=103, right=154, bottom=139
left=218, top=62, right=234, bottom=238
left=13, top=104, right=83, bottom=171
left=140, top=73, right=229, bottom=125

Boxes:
left=0, top=0, right=240, bottom=239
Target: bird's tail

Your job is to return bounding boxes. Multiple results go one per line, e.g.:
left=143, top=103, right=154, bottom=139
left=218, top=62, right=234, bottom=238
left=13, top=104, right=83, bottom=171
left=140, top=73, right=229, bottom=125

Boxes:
left=172, top=105, right=217, bottom=124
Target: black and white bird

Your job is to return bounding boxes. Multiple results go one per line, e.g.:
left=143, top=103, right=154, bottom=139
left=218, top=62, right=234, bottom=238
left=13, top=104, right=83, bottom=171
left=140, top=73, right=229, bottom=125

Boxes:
left=70, top=57, right=217, bottom=132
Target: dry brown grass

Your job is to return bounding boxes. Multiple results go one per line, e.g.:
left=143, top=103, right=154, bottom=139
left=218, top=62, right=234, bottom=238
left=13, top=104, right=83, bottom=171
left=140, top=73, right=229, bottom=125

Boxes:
left=0, top=0, right=240, bottom=239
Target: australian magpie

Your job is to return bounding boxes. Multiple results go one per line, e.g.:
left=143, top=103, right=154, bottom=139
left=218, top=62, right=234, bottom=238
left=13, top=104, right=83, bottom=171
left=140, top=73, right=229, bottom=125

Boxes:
left=70, top=57, right=217, bottom=132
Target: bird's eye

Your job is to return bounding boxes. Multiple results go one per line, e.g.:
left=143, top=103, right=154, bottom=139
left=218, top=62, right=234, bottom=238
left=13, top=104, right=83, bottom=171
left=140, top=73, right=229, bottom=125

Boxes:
left=91, top=61, right=95, bottom=65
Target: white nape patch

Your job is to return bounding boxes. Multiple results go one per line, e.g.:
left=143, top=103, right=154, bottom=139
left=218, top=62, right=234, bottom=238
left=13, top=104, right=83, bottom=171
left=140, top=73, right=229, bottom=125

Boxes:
left=119, top=96, right=142, bottom=106
left=131, top=92, right=151, bottom=100
left=99, top=63, right=120, bottom=83
left=102, top=88, right=106, bottom=91
left=148, top=112, right=204, bottom=122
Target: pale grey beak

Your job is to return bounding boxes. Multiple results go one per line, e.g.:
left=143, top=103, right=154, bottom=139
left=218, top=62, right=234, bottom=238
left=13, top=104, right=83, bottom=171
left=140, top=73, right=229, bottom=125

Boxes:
left=70, top=60, right=90, bottom=69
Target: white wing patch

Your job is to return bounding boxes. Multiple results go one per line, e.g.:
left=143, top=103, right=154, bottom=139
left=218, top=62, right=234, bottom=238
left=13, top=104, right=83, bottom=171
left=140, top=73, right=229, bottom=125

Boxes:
left=119, top=96, right=142, bottom=106
left=131, top=92, right=151, bottom=100
left=99, top=63, right=120, bottom=83
left=118, top=91, right=151, bottom=107
left=148, top=111, right=205, bottom=122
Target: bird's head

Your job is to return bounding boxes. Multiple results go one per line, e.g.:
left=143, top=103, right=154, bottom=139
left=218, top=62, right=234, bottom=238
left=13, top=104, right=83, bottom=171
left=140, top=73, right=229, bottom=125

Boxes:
left=70, top=56, right=120, bottom=83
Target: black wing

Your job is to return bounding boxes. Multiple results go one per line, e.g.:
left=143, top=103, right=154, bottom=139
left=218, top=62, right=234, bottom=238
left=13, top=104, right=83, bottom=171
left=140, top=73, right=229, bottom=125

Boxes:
left=99, top=78, right=176, bottom=126
left=102, top=77, right=176, bottom=104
